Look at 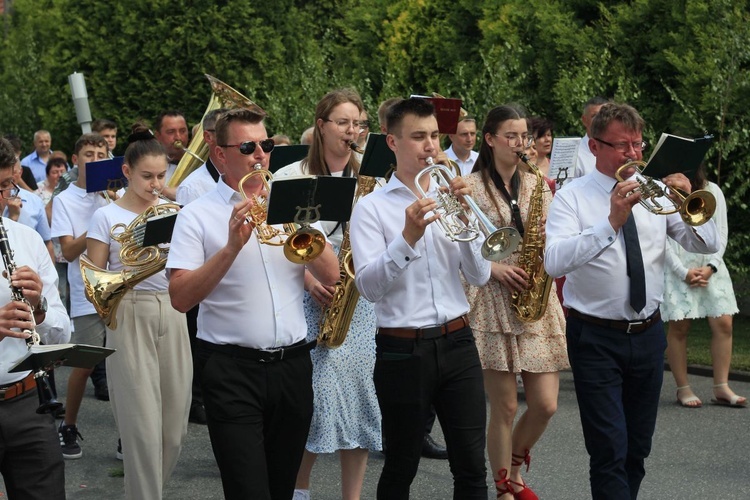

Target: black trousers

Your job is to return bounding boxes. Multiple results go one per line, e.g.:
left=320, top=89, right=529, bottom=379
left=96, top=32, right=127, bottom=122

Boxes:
left=0, top=390, right=65, bottom=499
left=186, top=304, right=202, bottom=405
left=374, top=327, right=487, bottom=499
left=567, top=314, right=666, bottom=500
left=196, top=343, right=313, bottom=500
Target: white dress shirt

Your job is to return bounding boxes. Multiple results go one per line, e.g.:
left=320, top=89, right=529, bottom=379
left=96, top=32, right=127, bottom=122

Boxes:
left=50, top=183, right=109, bottom=318
left=545, top=169, right=720, bottom=321
left=0, top=218, right=70, bottom=385
left=167, top=177, right=325, bottom=349
left=445, top=145, right=479, bottom=176
left=350, top=174, right=491, bottom=328
left=574, top=134, right=596, bottom=178
left=176, top=160, right=219, bottom=206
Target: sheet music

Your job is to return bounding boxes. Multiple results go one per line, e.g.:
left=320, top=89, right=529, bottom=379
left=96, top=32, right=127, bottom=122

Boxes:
left=549, top=137, right=581, bottom=189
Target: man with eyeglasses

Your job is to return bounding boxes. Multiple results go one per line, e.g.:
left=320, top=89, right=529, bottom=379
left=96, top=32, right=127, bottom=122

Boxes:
left=167, top=107, right=339, bottom=500
left=0, top=137, right=70, bottom=499
left=545, top=103, right=720, bottom=500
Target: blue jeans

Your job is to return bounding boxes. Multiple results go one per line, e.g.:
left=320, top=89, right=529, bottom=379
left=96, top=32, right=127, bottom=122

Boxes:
left=567, top=314, right=667, bottom=500
left=374, top=327, right=487, bottom=499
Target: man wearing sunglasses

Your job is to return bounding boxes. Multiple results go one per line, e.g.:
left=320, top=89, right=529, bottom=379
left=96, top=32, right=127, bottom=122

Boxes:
left=167, top=108, right=340, bottom=500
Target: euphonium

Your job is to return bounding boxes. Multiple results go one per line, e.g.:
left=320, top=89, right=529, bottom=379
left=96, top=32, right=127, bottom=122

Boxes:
left=0, top=218, right=62, bottom=414
left=237, top=164, right=326, bottom=263
left=615, top=160, right=715, bottom=226
left=168, top=74, right=265, bottom=187
left=317, top=171, right=378, bottom=348
left=512, top=153, right=554, bottom=322
left=80, top=202, right=180, bottom=329
left=415, top=158, right=521, bottom=261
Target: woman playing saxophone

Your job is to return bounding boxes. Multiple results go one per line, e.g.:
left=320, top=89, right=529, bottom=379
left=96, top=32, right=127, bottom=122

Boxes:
left=274, top=89, right=381, bottom=500
left=462, top=105, right=568, bottom=500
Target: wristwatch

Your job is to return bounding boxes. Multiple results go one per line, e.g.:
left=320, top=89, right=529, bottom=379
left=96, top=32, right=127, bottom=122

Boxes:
left=707, top=263, right=718, bottom=274
left=35, top=296, right=48, bottom=314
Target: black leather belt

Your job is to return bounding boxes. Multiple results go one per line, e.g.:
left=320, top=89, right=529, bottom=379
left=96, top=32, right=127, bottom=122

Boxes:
left=377, top=315, right=469, bottom=340
left=199, top=339, right=317, bottom=363
left=568, top=309, right=661, bottom=334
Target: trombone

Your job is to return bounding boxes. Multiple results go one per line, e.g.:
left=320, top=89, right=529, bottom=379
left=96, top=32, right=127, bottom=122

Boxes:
left=616, top=160, right=715, bottom=226
left=415, top=157, right=521, bottom=261
left=237, top=164, right=326, bottom=263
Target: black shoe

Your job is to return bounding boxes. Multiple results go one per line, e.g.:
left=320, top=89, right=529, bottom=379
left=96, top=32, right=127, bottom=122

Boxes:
left=189, top=403, right=207, bottom=425
left=421, top=433, right=448, bottom=459
left=59, top=423, right=83, bottom=459
left=94, top=383, right=110, bottom=401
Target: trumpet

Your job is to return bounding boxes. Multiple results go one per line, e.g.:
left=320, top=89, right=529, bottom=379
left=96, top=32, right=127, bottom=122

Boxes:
left=616, top=160, right=716, bottom=226
left=237, top=164, right=326, bottom=263
left=415, top=158, right=521, bottom=261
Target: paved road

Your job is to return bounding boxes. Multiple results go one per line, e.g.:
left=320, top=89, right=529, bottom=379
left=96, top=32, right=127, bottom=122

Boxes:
left=4, top=368, right=749, bottom=499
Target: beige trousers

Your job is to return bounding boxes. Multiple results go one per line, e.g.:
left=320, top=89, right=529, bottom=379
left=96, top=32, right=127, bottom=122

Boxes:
left=107, top=290, right=192, bottom=500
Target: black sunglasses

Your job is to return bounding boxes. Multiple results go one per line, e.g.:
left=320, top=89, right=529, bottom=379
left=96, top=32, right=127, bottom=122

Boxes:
left=220, top=139, right=275, bottom=155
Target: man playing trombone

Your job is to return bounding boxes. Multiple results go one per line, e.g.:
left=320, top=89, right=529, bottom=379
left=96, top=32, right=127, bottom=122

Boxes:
left=350, top=97, right=491, bottom=499
left=545, top=103, right=720, bottom=500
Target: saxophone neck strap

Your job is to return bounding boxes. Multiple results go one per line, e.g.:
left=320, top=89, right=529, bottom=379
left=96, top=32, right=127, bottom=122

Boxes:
left=490, top=169, right=525, bottom=236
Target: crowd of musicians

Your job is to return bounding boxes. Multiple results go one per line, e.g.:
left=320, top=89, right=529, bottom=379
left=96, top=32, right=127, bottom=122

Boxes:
left=0, top=86, right=744, bottom=500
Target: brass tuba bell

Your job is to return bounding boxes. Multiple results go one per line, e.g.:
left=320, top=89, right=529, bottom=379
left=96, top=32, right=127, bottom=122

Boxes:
left=168, top=75, right=265, bottom=187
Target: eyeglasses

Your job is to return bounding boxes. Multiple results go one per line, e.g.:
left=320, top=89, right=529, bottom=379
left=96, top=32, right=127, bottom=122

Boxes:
left=219, top=139, right=275, bottom=155
left=204, top=128, right=216, bottom=133
left=359, top=120, right=370, bottom=129
left=0, top=182, right=20, bottom=199
left=495, top=133, right=533, bottom=148
left=324, top=119, right=363, bottom=132
left=594, top=137, right=648, bottom=153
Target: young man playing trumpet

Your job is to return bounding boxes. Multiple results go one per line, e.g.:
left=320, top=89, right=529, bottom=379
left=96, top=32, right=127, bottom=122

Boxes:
left=350, top=97, right=492, bottom=499
left=167, top=108, right=340, bottom=500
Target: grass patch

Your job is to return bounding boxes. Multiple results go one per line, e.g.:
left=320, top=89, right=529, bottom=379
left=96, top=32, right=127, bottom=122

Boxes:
left=672, top=314, right=750, bottom=372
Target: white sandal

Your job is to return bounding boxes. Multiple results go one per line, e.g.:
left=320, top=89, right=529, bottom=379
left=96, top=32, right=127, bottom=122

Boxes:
left=711, top=383, right=748, bottom=408
left=676, top=385, right=702, bottom=408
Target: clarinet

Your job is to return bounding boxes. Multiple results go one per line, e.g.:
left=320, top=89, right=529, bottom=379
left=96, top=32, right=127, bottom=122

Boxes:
left=0, top=218, right=62, bottom=414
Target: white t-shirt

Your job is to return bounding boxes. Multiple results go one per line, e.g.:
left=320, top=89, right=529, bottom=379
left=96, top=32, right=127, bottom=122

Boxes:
left=87, top=202, right=171, bottom=291
left=50, top=183, right=109, bottom=317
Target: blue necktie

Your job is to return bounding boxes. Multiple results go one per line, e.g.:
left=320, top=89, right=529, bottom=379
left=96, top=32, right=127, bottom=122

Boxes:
left=622, top=212, right=646, bottom=313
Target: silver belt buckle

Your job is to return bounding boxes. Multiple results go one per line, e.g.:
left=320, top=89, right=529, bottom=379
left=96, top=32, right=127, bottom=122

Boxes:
left=626, top=321, right=644, bottom=334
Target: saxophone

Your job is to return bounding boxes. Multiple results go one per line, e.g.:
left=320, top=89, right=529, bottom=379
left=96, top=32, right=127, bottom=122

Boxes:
left=317, top=166, right=378, bottom=348
left=512, top=153, right=554, bottom=322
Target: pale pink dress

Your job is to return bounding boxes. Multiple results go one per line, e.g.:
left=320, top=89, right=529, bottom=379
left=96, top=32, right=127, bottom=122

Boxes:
left=463, top=171, right=569, bottom=373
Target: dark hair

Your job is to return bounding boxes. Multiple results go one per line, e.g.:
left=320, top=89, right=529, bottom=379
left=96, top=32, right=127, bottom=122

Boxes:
left=92, top=118, right=117, bottom=133
left=124, top=124, right=166, bottom=169
left=74, top=133, right=107, bottom=155
left=0, top=138, right=16, bottom=170
left=386, top=97, right=435, bottom=136
left=583, top=96, right=610, bottom=114
left=691, top=163, right=708, bottom=191
left=529, top=116, right=554, bottom=140
left=473, top=104, right=527, bottom=217
left=2, top=133, right=22, bottom=155
left=214, top=108, right=267, bottom=147
left=590, top=103, right=644, bottom=139
left=305, top=88, right=364, bottom=176
left=46, top=157, right=68, bottom=176
left=154, top=110, right=186, bottom=133
left=203, top=108, right=229, bottom=130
